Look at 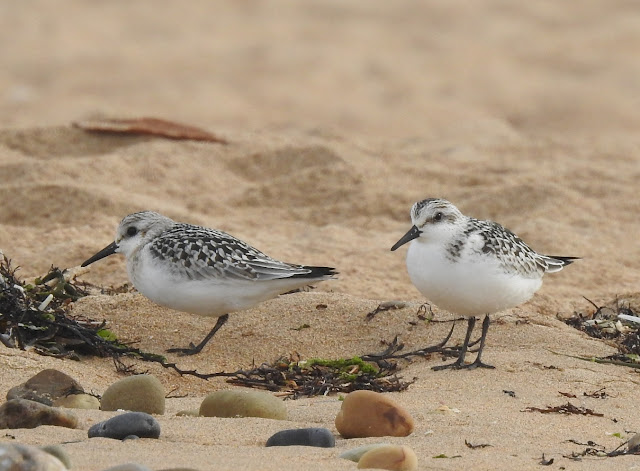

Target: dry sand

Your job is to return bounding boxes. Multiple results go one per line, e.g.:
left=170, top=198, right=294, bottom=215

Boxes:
left=2, top=1, right=640, bottom=470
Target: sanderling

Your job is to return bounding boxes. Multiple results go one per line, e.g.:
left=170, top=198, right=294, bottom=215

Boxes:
left=391, top=198, right=577, bottom=370
left=82, top=211, right=336, bottom=355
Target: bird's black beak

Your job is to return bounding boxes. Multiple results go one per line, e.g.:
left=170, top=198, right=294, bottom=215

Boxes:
left=391, top=225, right=422, bottom=251
left=81, top=241, right=118, bottom=267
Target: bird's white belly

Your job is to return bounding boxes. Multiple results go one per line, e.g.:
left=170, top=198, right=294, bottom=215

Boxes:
left=406, top=241, right=542, bottom=315
left=127, top=254, right=310, bottom=317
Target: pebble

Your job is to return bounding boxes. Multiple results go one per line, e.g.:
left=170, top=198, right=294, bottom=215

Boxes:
left=175, top=409, right=199, bottom=417
left=340, top=443, right=391, bottom=462
left=41, top=444, right=72, bottom=469
left=54, top=393, right=101, bottom=410
left=0, top=443, right=68, bottom=470
left=357, top=445, right=418, bottom=470
left=265, top=427, right=335, bottom=447
left=100, top=374, right=165, bottom=414
left=0, top=399, right=78, bottom=429
left=6, top=369, right=84, bottom=406
left=88, top=412, right=161, bottom=439
left=334, top=390, right=414, bottom=438
left=199, top=390, right=286, bottom=420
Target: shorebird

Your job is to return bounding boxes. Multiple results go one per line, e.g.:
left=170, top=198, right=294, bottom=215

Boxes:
left=391, top=198, right=577, bottom=369
left=82, top=211, right=336, bottom=355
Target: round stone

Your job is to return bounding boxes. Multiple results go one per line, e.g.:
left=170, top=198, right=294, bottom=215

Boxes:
left=88, top=412, right=161, bottom=440
left=6, top=369, right=84, bottom=406
left=334, top=390, right=414, bottom=438
left=0, top=399, right=78, bottom=429
left=357, top=445, right=418, bottom=470
left=340, top=443, right=391, bottom=462
left=199, top=390, right=286, bottom=420
left=265, top=427, right=335, bottom=447
left=41, top=444, right=72, bottom=469
left=100, top=374, right=165, bottom=415
left=0, top=443, right=68, bottom=470
left=54, top=393, right=100, bottom=410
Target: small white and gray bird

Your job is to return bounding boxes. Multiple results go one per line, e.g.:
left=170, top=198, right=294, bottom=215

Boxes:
left=391, top=198, right=577, bottom=370
left=82, top=211, right=336, bottom=355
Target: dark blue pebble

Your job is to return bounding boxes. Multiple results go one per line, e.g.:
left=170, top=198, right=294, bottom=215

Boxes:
left=88, top=412, right=160, bottom=439
left=265, top=427, right=335, bottom=448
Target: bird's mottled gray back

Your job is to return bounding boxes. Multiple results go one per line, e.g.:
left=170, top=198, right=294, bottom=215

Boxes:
left=453, top=217, right=568, bottom=277
left=147, top=223, right=317, bottom=282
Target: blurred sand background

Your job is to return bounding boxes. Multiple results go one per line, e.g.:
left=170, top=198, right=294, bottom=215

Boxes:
left=1, top=1, right=640, bottom=470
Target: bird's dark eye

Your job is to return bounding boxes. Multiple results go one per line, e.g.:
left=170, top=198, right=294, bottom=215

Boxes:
left=126, top=226, right=138, bottom=237
left=434, top=212, right=443, bottom=222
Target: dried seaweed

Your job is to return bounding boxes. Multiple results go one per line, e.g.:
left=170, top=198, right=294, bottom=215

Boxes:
left=523, top=402, right=603, bottom=417
left=563, top=296, right=640, bottom=368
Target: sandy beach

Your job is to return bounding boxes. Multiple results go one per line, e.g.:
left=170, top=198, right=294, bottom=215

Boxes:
left=2, top=1, right=640, bottom=469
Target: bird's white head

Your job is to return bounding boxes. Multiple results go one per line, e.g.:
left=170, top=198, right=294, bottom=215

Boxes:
left=81, top=211, right=175, bottom=266
left=391, top=198, right=465, bottom=251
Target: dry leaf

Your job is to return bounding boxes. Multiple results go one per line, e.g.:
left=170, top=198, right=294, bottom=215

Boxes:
left=73, top=117, right=228, bottom=143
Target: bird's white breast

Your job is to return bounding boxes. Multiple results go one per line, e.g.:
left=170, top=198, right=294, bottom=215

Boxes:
left=406, top=238, right=543, bottom=315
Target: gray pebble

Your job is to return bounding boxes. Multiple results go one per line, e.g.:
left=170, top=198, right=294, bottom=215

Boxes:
left=339, top=443, right=391, bottom=462
left=266, top=427, right=335, bottom=447
left=88, top=412, right=160, bottom=439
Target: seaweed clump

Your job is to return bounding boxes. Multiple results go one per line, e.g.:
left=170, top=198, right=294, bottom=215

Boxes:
left=564, top=296, right=640, bottom=368
left=0, top=254, right=165, bottom=367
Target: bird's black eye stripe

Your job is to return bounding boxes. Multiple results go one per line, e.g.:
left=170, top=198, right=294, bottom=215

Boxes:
left=126, top=226, right=138, bottom=237
left=434, top=212, right=443, bottom=222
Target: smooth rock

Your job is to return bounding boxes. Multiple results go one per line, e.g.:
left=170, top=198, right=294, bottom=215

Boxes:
left=199, top=390, right=286, bottom=420
left=340, top=443, right=391, bottom=462
left=41, top=444, right=72, bottom=469
left=100, top=375, right=165, bottom=414
left=335, top=390, right=414, bottom=438
left=0, top=399, right=78, bottom=429
left=0, top=443, right=67, bottom=470
left=265, top=427, right=335, bottom=447
left=88, top=412, right=160, bottom=439
left=357, top=445, right=418, bottom=470
left=175, top=409, right=199, bottom=417
left=101, top=464, right=152, bottom=471
left=628, top=433, right=640, bottom=452
left=6, top=369, right=84, bottom=405
left=54, top=393, right=101, bottom=410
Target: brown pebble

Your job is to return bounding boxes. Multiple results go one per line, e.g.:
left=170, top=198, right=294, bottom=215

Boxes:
left=335, top=390, right=414, bottom=438
left=357, top=445, right=418, bottom=470
left=7, top=369, right=84, bottom=405
left=0, top=399, right=78, bottom=429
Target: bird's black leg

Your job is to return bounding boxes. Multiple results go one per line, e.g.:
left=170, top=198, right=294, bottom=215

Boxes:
left=466, top=314, right=495, bottom=369
left=167, top=314, right=229, bottom=356
left=432, top=316, right=476, bottom=370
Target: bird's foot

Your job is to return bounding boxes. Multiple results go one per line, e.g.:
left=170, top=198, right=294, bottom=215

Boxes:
left=432, top=358, right=495, bottom=371
left=167, top=342, right=202, bottom=356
